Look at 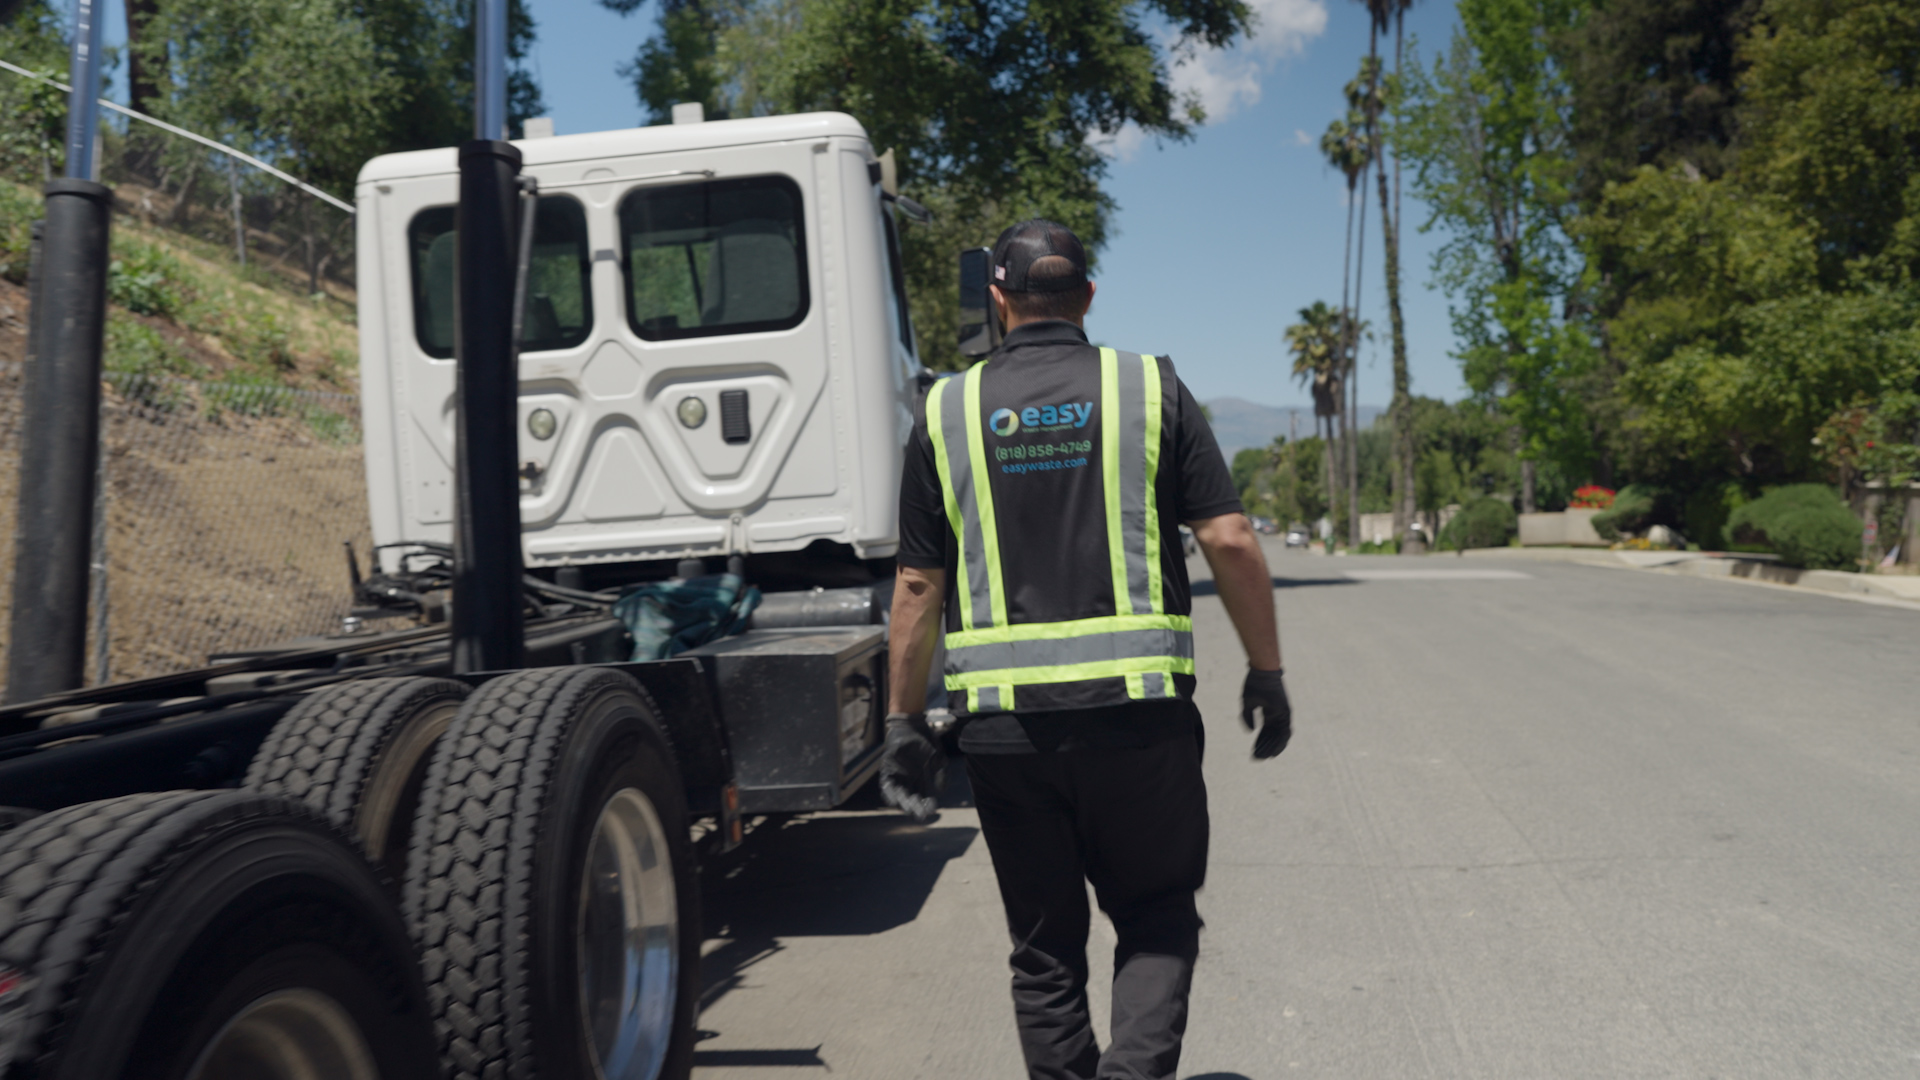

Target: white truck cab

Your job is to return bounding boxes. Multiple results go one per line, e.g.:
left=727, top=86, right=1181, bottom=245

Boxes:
left=354, top=112, right=921, bottom=580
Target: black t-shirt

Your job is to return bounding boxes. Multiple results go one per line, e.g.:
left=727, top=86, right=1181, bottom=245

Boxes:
left=897, top=320, right=1243, bottom=753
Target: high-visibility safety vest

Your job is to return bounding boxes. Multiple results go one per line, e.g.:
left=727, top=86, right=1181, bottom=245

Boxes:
left=928, top=347, right=1195, bottom=713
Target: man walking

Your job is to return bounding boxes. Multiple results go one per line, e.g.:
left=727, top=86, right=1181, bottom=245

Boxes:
left=880, top=219, right=1292, bottom=1080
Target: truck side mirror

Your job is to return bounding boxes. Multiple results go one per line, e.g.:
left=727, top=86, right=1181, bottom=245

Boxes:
left=957, top=247, right=998, bottom=357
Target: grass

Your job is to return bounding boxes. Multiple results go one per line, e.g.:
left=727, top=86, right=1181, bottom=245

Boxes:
left=1, top=177, right=358, bottom=391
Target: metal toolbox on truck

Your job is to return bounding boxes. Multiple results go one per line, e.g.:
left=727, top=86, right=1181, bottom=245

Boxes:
left=682, top=627, right=887, bottom=812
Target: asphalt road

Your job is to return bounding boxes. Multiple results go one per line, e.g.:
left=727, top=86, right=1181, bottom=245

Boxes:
left=690, top=542, right=1920, bottom=1079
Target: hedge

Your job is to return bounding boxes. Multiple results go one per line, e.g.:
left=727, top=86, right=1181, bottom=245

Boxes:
left=1437, top=496, right=1517, bottom=550
left=1727, top=484, right=1861, bottom=570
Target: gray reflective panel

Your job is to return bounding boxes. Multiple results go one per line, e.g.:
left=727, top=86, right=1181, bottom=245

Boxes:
left=1112, top=351, right=1155, bottom=615
left=946, top=627, right=1195, bottom=675
left=974, top=685, right=1004, bottom=710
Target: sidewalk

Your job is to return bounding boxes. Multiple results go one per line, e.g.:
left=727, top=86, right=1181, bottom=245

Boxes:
left=1460, top=546, right=1920, bottom=610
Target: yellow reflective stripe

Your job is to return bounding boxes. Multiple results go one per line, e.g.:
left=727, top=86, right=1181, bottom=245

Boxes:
left=948, top=655, right=1196, bottom=689
left=945, top=613, right=1192, bottom=648
left=1141, top=354, right=1165, bottom=614
left=1125, top=673, right=1145, bottom=699
left=926, top=378, right=975, bottom=632
left=962, top=367, right=1008, bottom=628
left=1099, top=347, right=1129, bottom=616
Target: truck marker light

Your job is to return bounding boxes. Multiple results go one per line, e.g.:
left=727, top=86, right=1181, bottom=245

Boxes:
left=527, top=407, right=557, bottom=440
left=677, top=396, right=708, bottom=429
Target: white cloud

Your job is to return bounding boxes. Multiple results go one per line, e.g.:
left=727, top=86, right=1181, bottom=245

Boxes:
left=1294, top=128, right=1313, bottom=146
left=1098, top=0, right=1329, bottom=160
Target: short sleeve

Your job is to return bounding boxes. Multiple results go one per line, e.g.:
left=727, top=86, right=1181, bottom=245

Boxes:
left=1164, top=364, right=1242, bottom=522
left=897, top=401, right=951, bottom=569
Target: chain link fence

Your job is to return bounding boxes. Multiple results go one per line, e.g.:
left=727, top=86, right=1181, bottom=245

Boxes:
left=0, top=361, right=371, bottom=694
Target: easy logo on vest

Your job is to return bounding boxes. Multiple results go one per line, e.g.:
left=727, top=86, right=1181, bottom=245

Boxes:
left=987, top=402, right=1093, bottom=437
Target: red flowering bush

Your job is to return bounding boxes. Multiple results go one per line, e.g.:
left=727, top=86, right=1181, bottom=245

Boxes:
left=1569, top=485, right=1615, bottom=510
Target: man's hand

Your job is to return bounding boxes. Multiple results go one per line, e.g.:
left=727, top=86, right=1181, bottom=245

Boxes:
left=1240, top=667, right=1292, bottom=760
left=879, top=712, right=947, bottom=821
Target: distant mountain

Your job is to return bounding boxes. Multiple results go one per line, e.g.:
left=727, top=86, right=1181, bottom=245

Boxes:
left=1204, top=397, right=1386, bottom=457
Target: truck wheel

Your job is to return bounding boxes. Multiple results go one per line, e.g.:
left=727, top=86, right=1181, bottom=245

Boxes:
left=407, top=667, right=700, bottom=1080
left=246, top=677, right=469, bottom=878
left=0, top=790, right=436, bottom=1080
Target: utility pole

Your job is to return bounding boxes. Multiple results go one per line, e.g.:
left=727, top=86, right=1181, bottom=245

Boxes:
left=6, top=0, right=114, bottom=701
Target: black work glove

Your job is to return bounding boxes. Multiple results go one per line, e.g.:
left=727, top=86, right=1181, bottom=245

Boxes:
left=1240, top=667, right=1292, bottom=760
left=879, top=712, right=947, bottom=822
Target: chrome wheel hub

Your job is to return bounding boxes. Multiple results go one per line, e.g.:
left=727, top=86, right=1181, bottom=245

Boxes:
left=579, top=786, right=679, bottom=1080
left=188, top=988, right=378, bottom=1080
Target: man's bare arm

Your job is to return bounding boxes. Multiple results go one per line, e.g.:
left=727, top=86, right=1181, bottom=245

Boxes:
left=887, top=565, right=947, bottom=713
left=1190, top=513, right=1280, bottom=671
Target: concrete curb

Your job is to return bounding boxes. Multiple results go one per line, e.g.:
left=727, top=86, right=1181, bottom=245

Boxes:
left=1457, top=545, right=1920, bottom=611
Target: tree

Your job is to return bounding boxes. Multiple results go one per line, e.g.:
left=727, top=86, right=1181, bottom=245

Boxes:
left=1399, top=0, right=1596, bottom=509
left=606, top=0, right=1254, bottom=370
left=146, top=0, right=402, bottom=288
left=1288, top=301, right=1370, bottom=539
left=1322, top=105, right=1371, bottom=548
left=1585, top=0, right=1920, bottom=498
left=1351, top=0, right=1420, bottom=542
left=0, top=0, right=67, bottom=182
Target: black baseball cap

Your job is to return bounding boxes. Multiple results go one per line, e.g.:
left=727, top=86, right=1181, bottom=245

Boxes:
left=990, top=219, right=1089, bottom=293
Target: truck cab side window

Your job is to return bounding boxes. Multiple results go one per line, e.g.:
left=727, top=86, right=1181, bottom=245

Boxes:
left=882, top=207, right=915, bottom=352
left=407, top=196, right=594, bottom=359
left=620, top=176, right=809, bottom=340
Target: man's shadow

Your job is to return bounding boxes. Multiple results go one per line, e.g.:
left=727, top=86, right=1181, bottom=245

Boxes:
left=697, top=770, right=979, bottom=1017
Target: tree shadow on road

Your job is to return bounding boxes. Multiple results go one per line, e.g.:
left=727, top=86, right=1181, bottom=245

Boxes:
left=696, top=775, right=980, bottom=1018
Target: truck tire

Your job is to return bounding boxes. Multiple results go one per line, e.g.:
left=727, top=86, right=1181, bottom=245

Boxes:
left=246, top=677, right=469, bottom=878
left=0, top=790, right=436, bottom=1080
left=406, top=667, right=700, bottom=1080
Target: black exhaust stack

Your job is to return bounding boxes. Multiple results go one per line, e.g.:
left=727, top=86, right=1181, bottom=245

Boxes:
left=5, top=0, right=112, bottom=703
left=449, top=0, right=525, bottom=674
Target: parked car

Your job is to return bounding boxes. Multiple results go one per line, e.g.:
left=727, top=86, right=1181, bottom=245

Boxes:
left=1250, top=515, right=1279, bottom=535
left=1180, top=525, right=1198, bottom=556
left=1284, top=524, right=1311, bottom=548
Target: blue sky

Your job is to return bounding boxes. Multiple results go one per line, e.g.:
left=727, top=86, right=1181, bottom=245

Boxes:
left=523, top=0, right=1471, bottom=410
left=88, top=0, right=1468, bottom=409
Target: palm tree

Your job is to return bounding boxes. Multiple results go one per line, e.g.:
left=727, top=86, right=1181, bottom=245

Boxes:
left=1352, top=0, right=1419, bottom=547
left=1323, top=104, right=1371, bottom=550
left=1287, top=301, right=1347, bottom=537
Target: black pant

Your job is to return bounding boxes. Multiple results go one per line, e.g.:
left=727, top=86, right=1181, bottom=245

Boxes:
left=966, top=733, right=1209, bottom=1080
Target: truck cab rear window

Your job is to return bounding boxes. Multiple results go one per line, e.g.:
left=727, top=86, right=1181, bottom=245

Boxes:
left=620, top=176, right=809, bottom=340
left=407, top=196, right=594, bottom=358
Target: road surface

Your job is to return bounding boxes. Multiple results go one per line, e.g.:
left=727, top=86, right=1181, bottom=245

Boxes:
left=691, top=542, right=1920, bottom=1078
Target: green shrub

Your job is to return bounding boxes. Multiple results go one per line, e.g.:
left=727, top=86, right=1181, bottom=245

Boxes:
left=1683, top=482, right=1748, bottom=551
left=1438, top=496, right=1517, bottom=550
left=108, top=240, right=192, bottom=318
left=1727, top=484, right=1862, bottom=569
left=229, top=305, right=296, bottom=371
left=105, top=312, right=203, bottom=378
left=0, top=181, right=40, bottom=284
left=1592, top=484, right=1660, bottom=541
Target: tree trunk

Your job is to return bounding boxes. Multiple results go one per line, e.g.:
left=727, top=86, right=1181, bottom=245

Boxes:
left=166, top=164, right=198, bottom=228
left=1348, top=340, right=1360, bottom=548
left=124, top=0, right=167, bottom=177
left=1320, top=411, right=1336, bottom=534
left=1521, top=459, right=1537, bottom=514
left=1377, top=107, right=1413, bottom=545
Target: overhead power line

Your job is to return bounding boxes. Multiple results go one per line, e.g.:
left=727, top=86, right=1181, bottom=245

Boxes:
left=0, top=58, right=355, bottom=214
